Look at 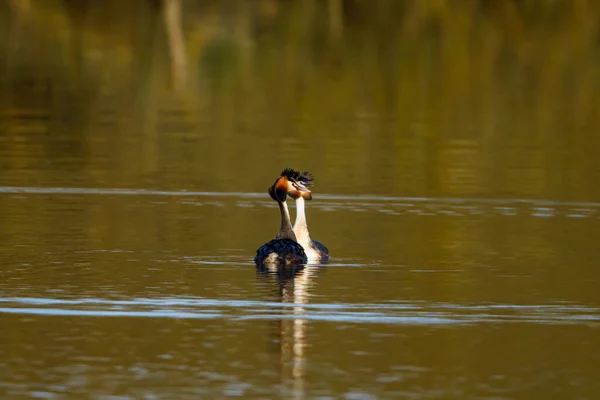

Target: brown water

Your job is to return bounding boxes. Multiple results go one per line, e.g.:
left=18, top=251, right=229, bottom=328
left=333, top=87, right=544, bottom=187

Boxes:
left=2, top=1, right=600, bottom=399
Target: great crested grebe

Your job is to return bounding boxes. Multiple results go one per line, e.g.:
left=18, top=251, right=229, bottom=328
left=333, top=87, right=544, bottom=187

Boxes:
left=254, top=169, right=311, bottom=267
left=289, top=171, right=330, bottom=263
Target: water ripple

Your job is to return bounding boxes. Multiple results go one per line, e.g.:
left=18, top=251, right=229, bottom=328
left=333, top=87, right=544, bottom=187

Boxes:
left=1, top=186, right=598, bottom=219
left=0, top=297, right=597, bottom=326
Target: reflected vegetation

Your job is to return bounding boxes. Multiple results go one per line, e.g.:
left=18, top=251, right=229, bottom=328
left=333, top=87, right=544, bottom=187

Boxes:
left=1, top=0, right=600, bottom=199
left=2, top=1, right=600, bottom=399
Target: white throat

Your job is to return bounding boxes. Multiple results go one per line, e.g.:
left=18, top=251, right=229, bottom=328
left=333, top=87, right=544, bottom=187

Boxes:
left=293, top=197, right=311, bottom=247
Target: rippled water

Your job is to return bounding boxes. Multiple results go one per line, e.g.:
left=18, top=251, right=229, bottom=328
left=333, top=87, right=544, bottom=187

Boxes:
left=2, top=295, right=600, bottom=325
left=2, top=186, right=600, bottom=398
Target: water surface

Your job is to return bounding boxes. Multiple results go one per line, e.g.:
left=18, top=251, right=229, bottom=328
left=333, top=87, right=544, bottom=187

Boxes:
left=2, top=1, right=600, bottom=399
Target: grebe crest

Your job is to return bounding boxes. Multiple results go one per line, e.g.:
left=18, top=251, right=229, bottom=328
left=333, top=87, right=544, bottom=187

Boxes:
left=255, top=169, right=312, bottom=267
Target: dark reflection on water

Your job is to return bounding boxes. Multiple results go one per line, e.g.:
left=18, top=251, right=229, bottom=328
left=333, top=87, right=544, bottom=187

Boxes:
left=2, top=0, right=600, bottom=399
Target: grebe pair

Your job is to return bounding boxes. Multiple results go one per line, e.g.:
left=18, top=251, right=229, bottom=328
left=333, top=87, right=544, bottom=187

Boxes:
left=254, top=169, right=329, bottom=266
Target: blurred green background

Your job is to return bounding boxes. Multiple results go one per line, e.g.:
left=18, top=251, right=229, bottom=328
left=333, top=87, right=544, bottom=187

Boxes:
left=1, top=0, right=599, bottom=199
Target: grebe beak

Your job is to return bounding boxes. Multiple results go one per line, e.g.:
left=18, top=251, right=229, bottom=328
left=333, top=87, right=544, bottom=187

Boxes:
left=292, top=181, right=311, bottom=193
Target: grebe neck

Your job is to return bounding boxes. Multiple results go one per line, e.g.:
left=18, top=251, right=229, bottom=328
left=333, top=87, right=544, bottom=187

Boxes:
left=275, top=200, right=297, bottom=241
left=293, top=197, right=311, bottom=244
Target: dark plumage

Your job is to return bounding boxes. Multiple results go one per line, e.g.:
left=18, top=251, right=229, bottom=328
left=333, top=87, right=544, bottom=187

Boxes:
left=298, top=171, right=314, bottom=187
left=280, top=168, right=314, bottom=188
left=254, top=238, right=307, bottom=266
left=280, top=168, right=301, bottom=181
left=268, top=185, right=284, bottom=202
left=311, top=239, right=330, bottom=262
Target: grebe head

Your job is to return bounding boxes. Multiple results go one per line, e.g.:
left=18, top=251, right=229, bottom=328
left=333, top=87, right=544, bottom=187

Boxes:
left=288, top=170, right=314, bottom=200
left=268, top=168, right=311, bottom=202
